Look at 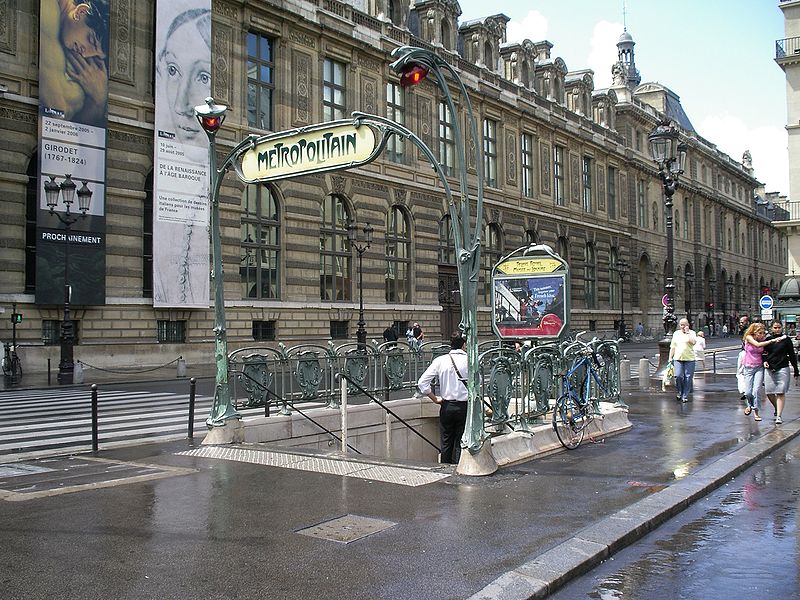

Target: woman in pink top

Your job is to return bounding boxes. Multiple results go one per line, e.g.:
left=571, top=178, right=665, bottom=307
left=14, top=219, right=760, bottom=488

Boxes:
left=741, top=322, right=786, bottom=421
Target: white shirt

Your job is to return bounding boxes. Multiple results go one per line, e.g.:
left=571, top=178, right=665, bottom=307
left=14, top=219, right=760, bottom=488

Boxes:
left=417, top=349, right=468, bottom=402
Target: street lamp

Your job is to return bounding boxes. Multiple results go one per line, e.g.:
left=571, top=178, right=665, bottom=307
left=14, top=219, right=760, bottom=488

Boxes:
left=726, top=279, right=734, bottom=333
left=648, top=119, right=687, bottom=369
left=45, top=174, right=92, bottom=384
left=193, top=97, right=240, bottom=429
left=610, top=257, right=629, bottom=340
left=348, top=221, right=373, bottom=350
left=708, top=277, right=717, bottom=336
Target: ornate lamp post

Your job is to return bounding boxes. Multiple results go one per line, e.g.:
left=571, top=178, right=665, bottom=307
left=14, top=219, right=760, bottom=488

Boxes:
left=391, top=46, right=496, bottom=474
left=348, top=221, right=373, bottom=350
left=44, top=174, right=92, bottom=384
left=611, top=257, right=629, bottom=340
left=708, top=276, right=717, bottom=336
left=194, top=98, right=240, bottom=429
left=726, top=279, right=734, bottom=333
left=648, top=120, right=687, bottom=369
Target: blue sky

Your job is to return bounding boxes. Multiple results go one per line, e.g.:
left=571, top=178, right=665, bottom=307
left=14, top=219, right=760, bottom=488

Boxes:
left=456, top=0, right=789, bottom=196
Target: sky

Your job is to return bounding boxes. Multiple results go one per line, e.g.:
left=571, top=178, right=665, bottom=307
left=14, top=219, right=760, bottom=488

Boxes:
left=456, top=0, right=789, bottom=197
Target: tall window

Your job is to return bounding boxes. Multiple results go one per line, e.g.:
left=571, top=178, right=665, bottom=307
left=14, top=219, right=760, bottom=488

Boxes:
left=438, top=101, right=455, bottom=176
left=553, top=145, right=565, bottom=206
left=241, top=184, right=280, bottom=299
left=521, top=133, right=534, bottom=198
left=556, top=236, right=569, bottom=265
left=637, top=179, right=647, bottom=228
left=323, top=58, right=346, bottom=121
left=607, top=166, right=617, bottom=220
left=683, top=198, right=690, bottom=240
left=143, top=172, right=153, bottom=297
left=609, top=247, right=620, bottom=310
left=483, top=119, right=497, bottom=188
left=247, top=32, right=274, bottom=131
left=320, top=195, right=351, bottom=301
left=386, top=206, right=411, bottom=302
left=438, top=215, right=455, bottom=264
left=386, top=83, right=405, bottom=162
left=584, top=242, right=596, bottom=308
left=582, top=156, right=593, bottom=212
left=25, top=155, right=37, bottom=294
left=482, top=223, right=502, bottom=302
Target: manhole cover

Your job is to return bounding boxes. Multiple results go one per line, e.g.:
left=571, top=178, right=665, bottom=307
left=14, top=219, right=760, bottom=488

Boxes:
left=297, top=514, right=396, bottom=543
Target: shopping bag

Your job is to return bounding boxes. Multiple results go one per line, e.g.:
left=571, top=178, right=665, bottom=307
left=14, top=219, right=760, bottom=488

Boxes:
left=661, top=362, right=675, bottom=391
left=736, top=350, right=746, bottom=395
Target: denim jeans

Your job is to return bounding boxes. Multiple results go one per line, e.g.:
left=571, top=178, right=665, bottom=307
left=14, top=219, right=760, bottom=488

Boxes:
left=674, top=359, right=696, bottom=398
left=742, top=366, right=764, bottom=410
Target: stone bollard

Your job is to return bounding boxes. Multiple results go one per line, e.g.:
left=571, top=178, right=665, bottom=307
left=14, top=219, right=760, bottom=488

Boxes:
left=73, top=361, right=85, bottom=384
left=620, top=356, right=631, bottom=382
left=177, top=356, right=187, bottom=378
left=638, top=357, right=650, bottom=389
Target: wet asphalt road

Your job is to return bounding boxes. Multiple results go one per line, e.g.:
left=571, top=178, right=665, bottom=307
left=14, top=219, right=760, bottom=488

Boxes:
left=551, top=435, right=800, bottom=600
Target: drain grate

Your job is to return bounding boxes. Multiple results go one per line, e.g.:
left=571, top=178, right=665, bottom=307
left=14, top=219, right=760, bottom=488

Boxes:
left=177, top=446, right=450, bottom=487
left=297, top=514, right=396, bottom=543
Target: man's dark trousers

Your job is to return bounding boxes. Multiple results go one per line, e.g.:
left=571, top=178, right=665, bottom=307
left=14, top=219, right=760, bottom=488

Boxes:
left=439, top=400, right=468, bottom=464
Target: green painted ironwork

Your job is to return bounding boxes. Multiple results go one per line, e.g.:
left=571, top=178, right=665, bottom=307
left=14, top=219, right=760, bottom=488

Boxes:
left=238, top=354, right=272, bottom=408
left=294, top=351, right=323, bottom=400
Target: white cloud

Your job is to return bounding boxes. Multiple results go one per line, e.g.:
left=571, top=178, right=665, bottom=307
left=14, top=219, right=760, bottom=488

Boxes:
left=506, top=10, right=548, bottom=44
left=587, top=21, right=623, bottom=89
left=698, top=113, right=789, bottom=195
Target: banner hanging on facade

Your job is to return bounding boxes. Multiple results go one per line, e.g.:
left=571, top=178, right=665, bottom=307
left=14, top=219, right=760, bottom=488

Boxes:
left=153, top=0, right=212, bottom=307
left=36, top=0, right=110, bottom=305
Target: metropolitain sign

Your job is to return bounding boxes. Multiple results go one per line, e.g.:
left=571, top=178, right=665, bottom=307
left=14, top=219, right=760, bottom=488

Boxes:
left=238, top=121, right=381, bottom=183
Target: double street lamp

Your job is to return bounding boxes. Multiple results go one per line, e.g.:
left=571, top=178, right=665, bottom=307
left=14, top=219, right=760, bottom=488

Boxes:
left=348, top=221, right=373, bottom=350
left=610, top=257, right=629, bottom=340
left=44, top=174, right=92, bottom=384
left=648, top=120, right=687, bottom=368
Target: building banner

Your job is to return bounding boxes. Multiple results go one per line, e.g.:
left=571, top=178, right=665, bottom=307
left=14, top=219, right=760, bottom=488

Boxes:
left=153, top=0, right=212, bottom=307
left=35, top=0, right=110, bottom=306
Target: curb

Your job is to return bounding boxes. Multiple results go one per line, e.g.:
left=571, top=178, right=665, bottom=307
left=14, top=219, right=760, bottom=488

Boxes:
left=468, top=418, right=800, bottom=599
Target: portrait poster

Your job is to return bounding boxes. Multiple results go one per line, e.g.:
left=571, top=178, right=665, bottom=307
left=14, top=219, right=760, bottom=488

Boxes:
left=492, top=249, right=570, bottom=340
left=153, top=0, right=212, bottom=307
left=35, top=0, right=110, bottom=306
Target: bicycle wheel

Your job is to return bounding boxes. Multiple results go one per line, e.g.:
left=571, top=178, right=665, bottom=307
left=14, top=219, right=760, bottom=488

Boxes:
left=11, top=355, right=22, bottom=379
left=552, top=392, right=585, bottom=450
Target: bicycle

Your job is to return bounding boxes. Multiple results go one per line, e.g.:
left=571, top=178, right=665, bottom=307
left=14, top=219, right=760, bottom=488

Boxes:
left=2, top=342, right=22, bottom=382
left=552, top=339, right=608, bottom=450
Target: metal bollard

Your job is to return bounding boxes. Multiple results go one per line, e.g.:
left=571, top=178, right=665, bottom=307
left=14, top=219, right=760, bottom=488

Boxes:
left=188, top=377, right=196, bottom=440
left=638, top=357, right=650, bottom=389
left=91, top=384, right=98, bottom=452
left=177, top=356, right=187, bottom=378
left=47, top=358, right=51, bottom=386
left=620, top=356, right=631, bottom=382
left=73, top=361, right=84, bottom=384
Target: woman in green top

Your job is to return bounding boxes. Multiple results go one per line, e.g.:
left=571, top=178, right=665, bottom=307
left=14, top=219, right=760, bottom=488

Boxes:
left=669, top=318, right=697, bottom=402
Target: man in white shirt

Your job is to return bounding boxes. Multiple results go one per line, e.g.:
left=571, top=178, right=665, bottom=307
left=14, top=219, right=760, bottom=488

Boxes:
left=417, top=333, right=468, bottom=464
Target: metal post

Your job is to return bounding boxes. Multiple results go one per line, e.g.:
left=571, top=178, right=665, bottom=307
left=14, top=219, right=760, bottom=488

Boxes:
left=340, top=375, right=348, bottom=453
left=91, top=384, right=98, bottom=452
left=47, top=358, right=51, bottom=386
left=349, top=221, right=372, bottom=351
left=188, top=377, right=196, bottom=440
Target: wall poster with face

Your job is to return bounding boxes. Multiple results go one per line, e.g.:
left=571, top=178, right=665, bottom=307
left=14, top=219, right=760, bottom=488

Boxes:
left=153, top=0, right=212, bottom=307
left=36, top=0, right=111, bottom=306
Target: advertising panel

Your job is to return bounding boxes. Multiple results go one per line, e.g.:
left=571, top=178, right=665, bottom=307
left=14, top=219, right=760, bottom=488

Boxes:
left=492, top=246, right=570, bottom=340
left=153, top=0, right=212, bottom=307
left=36, top=0, right=110, bottom=306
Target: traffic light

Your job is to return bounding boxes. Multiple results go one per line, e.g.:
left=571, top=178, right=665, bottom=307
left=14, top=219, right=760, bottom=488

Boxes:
left=399, top=64, right=429, bottom=88
left=11, top=313, right=21, bottom=324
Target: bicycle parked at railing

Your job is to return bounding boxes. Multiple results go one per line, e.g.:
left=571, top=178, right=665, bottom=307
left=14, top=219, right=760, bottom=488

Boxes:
left=2, top=342, right=22, bottom=382
left=552, top=336, right=609, bottom=450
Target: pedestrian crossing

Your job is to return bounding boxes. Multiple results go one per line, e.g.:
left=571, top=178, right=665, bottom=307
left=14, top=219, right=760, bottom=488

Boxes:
left=0, top=388, right=288, bottom=458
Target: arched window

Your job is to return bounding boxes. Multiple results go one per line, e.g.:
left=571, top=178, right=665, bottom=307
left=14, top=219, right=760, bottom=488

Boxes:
left=441, top=20, right=451, bottom=50
left=482, top=223, right=502, bottom=302
left=483, top=41, right=493, bottom=70
left=241, top=184, right=280, bottom=299
left=320, top=195, right=351, bottom=301
left=584, top=242, right=597, bottom=309
left=556, top=236, right=569, bottom=265
left=438, top=215, right=455, bottom=264
left=525, top=229, right=538, bottom=245
left=386, top=206, right=411, bottom=303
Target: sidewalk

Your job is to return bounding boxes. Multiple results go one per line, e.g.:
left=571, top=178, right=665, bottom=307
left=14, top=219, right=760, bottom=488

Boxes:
left=2, top=373, right=798, bottom=600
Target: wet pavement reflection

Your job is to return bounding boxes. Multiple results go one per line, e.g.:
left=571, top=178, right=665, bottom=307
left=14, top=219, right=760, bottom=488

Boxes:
left=551, top=436, right=800, bottom=599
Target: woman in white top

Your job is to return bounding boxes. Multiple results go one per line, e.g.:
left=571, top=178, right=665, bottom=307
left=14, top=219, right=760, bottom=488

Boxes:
left=694, top=330, right=707, bottom=371
left=668, top=318, right=697, bottom=402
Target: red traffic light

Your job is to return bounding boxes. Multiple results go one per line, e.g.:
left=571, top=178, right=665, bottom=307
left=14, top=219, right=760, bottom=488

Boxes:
left=200, top=115, right=223, bottom=133
left=399, top=64, right=429, bottom=88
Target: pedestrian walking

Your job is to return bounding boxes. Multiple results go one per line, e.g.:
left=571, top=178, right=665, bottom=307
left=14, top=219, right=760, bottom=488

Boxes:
left=411, top=322, right=424, bottom=350
left=741, top=322, right=785, bottom=421
left=694, top=330, right=706, bottom=371
left=417, top=333, right=468, bottom=464
left=668, top=318, right=697, bottom=402
left=382, top=322, right=398, bottom=347
left=722, top=323, right=728, bottom=338
left=763, top=320, right=797, bottom=425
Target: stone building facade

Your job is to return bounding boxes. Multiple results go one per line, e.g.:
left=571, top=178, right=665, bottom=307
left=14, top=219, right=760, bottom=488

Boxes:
left=0, top=0, right=786, bottom=371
